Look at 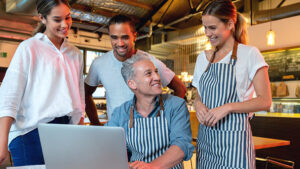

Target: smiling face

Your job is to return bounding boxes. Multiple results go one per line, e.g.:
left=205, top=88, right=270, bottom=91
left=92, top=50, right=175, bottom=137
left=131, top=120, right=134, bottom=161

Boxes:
left=109, top=22, right=137, bottom=61
left=41, top=3, right=71, bottom=40
left=202, top=14, right=233, bottom=47
left=128, top=59, right=162, bottom=97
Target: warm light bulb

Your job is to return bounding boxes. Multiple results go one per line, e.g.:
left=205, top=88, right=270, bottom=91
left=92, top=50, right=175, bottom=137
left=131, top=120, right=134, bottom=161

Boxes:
left=189, top=75, right=193, bottom=82
left=181, top=72, right=187, bottom=76
left=267, top=30, right=275, bottom=46
left=205, top=41, right=212, bottom=50
left=181, top=72, right=188, bottom=82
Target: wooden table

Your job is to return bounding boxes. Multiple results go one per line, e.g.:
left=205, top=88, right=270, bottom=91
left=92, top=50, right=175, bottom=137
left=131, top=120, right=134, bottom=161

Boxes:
left=253, top=136, right=291, bottom=150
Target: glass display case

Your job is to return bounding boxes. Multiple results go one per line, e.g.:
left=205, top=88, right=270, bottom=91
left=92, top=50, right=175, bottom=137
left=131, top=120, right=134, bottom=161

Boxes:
left=270, top=98, right=300, bottom=113
left=255, top=98, right=300, bottom=118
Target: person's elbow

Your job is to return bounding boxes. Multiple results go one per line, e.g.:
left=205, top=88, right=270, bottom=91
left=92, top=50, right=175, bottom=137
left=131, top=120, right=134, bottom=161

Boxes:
left=258, top=94, right=272, bottom=111
left=175, top=85, right=187, bottom=98
left=171, top=140, right=194, bottom=161
left=168, top=79, right=187, bottom=98
left=262, top=97, right=272, bottom=111
left=180, top=84, right=187, bottom=95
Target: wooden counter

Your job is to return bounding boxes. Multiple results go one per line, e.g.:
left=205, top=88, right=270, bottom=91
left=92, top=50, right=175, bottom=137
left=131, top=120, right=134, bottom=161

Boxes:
left=251, top=114, right=300, bottom=168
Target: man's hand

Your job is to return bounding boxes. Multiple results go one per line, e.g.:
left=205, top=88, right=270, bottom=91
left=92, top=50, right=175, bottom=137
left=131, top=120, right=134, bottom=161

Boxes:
left=78, top=117, right=85, bottom=125
left=85, top=83, right=101, bottom=125
left=129, top=161, right=158, bottom=169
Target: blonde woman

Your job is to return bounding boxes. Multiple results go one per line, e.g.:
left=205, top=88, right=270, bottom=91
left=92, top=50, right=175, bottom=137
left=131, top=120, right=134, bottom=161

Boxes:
left=192, top=0, right=272, bottom=168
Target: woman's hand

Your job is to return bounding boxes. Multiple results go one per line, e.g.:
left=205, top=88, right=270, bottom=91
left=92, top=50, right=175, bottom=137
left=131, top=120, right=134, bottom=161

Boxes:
left=195, top=102, right=209, bottom=124
left=129, top=161, right=158, bottom=169
left=0, top=145, right=9, bottom=165
left=204, top=104, right=231, bottom=127
left=194, top=93, right=209, bottom=124
left=0, top=117, right=13, bottom=165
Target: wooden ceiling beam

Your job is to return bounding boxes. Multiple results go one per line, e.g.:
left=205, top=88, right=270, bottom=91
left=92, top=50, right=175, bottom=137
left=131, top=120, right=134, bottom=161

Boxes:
left=137, top=0, right=168, bottom=30
left=114, top=0, right=152, bottom=10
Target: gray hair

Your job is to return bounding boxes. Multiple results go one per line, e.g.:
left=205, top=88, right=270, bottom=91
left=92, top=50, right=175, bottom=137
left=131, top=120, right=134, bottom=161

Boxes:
left=121, top=53, right=151, bottom=84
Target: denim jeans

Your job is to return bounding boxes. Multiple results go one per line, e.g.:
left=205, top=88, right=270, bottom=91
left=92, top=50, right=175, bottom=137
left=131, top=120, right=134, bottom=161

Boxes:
left=9, top=116, right=71, bottom=166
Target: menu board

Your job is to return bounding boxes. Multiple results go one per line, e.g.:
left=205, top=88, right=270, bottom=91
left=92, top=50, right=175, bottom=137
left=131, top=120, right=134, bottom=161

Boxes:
left=262, top=47, right=300, bottom=81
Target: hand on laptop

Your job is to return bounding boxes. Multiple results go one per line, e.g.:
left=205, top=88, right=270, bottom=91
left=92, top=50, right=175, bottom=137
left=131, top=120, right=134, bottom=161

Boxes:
left=78, top=117, right=84, bottom=125
left=129, top=161, right=158, bottom=169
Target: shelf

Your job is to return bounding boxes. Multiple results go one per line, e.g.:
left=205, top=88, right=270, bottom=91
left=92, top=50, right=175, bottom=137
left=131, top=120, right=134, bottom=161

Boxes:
left=255, top=112, right=300, bottom=118
left=272, top=98, right=300, bottom=102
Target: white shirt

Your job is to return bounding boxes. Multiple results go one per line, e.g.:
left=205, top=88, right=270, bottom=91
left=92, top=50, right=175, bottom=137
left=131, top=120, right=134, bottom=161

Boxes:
left=0, top=33, right=85, bottom=144
left=192, top=44, right=268, bottom=102
left=85, top=50, right=175, bottom=119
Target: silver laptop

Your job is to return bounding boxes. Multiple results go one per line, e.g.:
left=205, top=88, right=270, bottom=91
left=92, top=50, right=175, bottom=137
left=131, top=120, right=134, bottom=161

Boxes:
left=38, top=124, right=128, bottom=169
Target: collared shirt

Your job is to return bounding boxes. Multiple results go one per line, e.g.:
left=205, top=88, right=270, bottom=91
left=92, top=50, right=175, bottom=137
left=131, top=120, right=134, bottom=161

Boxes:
left=0, top=33, right=85, bottom=145
left=85, top=50, right=175, bottom=120
left=192, top=44, right=268, bottom=102
left=106, top=94, right=195, bottom=161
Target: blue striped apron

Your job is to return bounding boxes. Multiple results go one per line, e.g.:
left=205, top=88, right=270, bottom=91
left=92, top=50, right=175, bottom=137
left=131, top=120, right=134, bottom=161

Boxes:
left=126, top=96, right=183, bottom=169
left=196, top=42, right=255, bottom=169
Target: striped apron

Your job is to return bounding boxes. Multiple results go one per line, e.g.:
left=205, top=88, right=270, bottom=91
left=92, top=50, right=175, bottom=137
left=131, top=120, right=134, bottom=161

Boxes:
left=196, top=42, right=255, bottom=169
left=126, top=96, right=183, bottom=169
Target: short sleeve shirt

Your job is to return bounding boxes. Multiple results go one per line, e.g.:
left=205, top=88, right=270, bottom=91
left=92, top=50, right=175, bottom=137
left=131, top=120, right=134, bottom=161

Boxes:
left=192, top=44, right=268, bottom=102
left=85, top=50, right=175, bottom=119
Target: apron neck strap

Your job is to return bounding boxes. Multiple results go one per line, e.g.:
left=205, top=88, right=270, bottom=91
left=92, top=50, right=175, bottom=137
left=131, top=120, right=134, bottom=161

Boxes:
left=231, top=41, right=238, bottom=60
left=129, top=95, right=164, bottom=128
left=204, top=41, right=238, bottom=72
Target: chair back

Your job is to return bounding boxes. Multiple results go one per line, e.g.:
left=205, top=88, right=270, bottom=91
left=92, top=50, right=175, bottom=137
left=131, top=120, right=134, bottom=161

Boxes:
left=189, top=111, right=200, bottom=147
left=265, top=157, right=295, bottom=169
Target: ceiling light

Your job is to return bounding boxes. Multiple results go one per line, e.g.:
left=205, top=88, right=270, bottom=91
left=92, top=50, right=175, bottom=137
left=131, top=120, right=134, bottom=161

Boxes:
left=267, top=30, right=275, bottom=46
left=267, top=0, right=275, bottom=46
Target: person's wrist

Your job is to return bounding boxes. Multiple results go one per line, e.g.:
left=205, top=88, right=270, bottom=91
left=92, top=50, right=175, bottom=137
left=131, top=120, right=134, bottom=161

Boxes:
left=194, top=101, right=202, bottom=108
left=224, top=103, right=233, bottom=114
left=0, top=141, right=8, bottom=152
left=148, top=161, right=161, bottom=169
